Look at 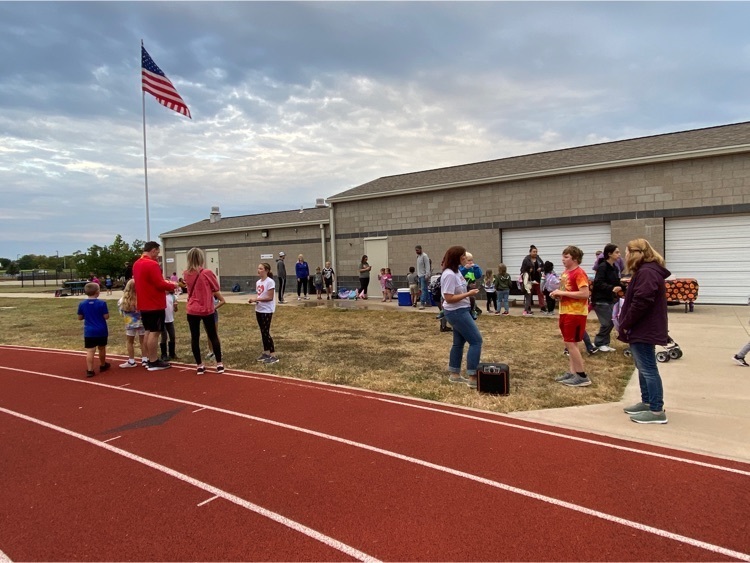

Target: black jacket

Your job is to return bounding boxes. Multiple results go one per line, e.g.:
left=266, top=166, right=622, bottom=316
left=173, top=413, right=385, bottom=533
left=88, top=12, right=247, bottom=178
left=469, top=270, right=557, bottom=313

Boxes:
left=617, top=262, right=671, bottom=345
left=592, top=261, right=621, bottom=304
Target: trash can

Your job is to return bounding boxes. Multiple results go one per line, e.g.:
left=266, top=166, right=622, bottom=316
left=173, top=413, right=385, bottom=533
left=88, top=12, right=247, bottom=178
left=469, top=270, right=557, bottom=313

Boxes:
left=397, top=288, right=412, bottom=306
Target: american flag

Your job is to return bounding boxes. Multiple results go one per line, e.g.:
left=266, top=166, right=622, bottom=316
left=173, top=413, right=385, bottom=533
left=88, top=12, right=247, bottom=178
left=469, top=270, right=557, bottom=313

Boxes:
left=141, top=45, right=192, bottom=118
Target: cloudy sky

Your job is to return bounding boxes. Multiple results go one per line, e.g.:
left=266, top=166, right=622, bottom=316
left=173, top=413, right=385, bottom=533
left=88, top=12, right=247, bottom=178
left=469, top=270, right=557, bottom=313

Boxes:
left=2, top=1, right=750, bottom=260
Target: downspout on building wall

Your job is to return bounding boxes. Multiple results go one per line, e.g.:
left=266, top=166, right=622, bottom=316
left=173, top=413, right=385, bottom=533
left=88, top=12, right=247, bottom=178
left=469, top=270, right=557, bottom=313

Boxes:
left=328, top=203, right=337, bottom=293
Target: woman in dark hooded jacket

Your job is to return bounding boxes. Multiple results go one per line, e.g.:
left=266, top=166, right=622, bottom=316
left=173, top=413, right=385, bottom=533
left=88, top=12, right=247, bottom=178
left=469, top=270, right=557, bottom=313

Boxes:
left=618, top=238, right=670, bottom=425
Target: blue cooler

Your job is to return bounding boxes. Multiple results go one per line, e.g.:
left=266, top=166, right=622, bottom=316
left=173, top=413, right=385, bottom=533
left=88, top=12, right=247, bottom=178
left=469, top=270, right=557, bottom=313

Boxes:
left=397, top=288, right=411, bottom=306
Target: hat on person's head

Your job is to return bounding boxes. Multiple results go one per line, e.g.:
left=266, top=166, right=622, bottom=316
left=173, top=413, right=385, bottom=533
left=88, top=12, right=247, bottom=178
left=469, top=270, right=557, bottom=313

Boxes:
left=279, top=251, right=285, bottom=257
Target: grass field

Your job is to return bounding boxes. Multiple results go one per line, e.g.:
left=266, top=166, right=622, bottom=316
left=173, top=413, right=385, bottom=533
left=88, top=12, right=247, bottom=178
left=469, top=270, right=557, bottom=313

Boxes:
left=0, top=297, right=634, bottom=414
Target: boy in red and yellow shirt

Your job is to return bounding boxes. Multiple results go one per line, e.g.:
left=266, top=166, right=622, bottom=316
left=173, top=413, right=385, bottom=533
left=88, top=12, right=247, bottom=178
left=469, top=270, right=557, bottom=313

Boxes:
left=550, top=245, right=592, bottom=387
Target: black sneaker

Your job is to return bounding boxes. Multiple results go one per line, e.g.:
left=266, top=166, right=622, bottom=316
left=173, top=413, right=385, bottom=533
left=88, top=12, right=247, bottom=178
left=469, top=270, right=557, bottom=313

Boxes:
left=216, top=363, right=225, bottom=373
left=86, top=370, right=95, bottom=378
left=733, top=354, right=749, bottom=367
left=196, top=365, right=206, bottom=375
left=146, top=359, right=172, bottom=371
left=99, top=362, right=111, bottom=372
left=588, top=347, right=599, bottom=356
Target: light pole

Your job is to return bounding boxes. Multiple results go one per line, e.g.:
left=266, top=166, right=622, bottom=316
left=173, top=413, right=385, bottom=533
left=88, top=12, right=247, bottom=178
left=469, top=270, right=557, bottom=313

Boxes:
left=55, top=251, right=59, bottom=284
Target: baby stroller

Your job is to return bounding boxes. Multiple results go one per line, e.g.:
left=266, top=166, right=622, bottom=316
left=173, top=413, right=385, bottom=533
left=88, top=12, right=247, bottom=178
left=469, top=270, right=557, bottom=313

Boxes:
left=613, top=298, right=683, bottom=362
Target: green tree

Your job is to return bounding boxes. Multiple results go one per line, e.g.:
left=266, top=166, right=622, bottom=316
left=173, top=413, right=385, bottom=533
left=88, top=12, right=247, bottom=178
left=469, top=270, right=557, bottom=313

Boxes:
left=74, top=235, right=142, bottom=279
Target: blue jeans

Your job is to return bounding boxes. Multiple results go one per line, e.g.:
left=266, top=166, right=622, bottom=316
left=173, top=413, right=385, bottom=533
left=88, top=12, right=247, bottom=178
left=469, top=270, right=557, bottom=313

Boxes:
left=593, top=302, right=615, bottom=347
left=497, top=290, right=510, bottom=312
left=419, top=275, right=429, bottom=305
left=444, top=307, right=483, bottom=376
left=629, top=342, right=665, bottom=412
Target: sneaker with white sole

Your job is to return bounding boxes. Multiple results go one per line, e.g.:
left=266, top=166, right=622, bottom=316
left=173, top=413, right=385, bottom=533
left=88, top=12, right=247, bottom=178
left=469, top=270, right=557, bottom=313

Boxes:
left=263, top=356, right=279, bottom=364
left=733, top=354, right=749, bottom=367
left=196, top=365, right=206, bottom=375
left=561, top=374, right=592, bottom=387
left=119, top=360, right=137, bottom=368
left=623, top=402, right=651, bottom=414
left=554, top=372, right=574, bottom=382
left=206, top=352, right=215, bottom=361
left=216, top=363, right=225, bottom=374
left=146, top=359, right=171, bottom=371
left=257, top=353, right=270, bottom=362
left=630, top=410, right=668, bottom=424
left=448, top=375, right=468, bottom=383
left=598, top=345, right=616, bottom=352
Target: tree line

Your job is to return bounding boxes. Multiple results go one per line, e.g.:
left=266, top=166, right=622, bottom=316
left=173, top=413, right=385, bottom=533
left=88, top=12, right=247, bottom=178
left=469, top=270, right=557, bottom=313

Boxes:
left=1, top=235, right=145, bottom=279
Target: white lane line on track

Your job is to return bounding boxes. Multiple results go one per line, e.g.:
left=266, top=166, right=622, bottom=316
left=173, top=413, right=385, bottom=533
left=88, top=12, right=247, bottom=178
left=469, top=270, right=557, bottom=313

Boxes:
left=102, top=435, right=121, bottom=443
left=192, top=407, right=207, bottom=413
left=197, top=495, right=219, bottom=507
left=1, top=367, right=748, bottom=561
left=0, top=406, right=379, bottom=563
left=1, top=346, right=745, bottom=477
left=117, top=383, right=131, bottom=388
left=0, top=547, right=11, bottom=562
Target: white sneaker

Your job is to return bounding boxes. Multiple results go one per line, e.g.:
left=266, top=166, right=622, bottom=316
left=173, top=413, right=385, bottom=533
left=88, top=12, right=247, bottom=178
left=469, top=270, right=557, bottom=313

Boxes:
left=119, top=360, right=137, bottom=368
left=598, top=345, right=616, bottom=352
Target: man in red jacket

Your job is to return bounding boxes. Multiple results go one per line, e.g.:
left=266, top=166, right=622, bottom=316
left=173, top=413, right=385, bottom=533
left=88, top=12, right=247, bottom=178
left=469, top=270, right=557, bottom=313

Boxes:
left=133, top=241, right=177, bottom=371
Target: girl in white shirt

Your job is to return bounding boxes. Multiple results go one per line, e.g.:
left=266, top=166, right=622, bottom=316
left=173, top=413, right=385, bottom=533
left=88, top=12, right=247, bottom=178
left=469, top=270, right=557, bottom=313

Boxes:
left=248, top=263, right=279, bottom=364
left=441, top=246, right=483, bottom=389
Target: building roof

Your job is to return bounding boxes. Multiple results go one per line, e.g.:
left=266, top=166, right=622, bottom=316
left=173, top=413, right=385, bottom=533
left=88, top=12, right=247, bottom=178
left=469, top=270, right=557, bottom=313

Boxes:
left=328, top=121, right=750, bottom=202
left=161, top=206, right=329, bottom=238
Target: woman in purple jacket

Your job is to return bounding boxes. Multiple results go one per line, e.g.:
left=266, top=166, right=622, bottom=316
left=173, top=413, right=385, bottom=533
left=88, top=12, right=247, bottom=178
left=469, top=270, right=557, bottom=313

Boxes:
left=618, top=239, right=670, bottom=424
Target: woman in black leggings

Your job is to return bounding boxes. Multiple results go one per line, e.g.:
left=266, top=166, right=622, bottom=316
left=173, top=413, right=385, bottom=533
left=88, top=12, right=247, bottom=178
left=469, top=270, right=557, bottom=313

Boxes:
left=184, top=247, right=226, bottom=375
left=358, top=255, right=371, bottom=299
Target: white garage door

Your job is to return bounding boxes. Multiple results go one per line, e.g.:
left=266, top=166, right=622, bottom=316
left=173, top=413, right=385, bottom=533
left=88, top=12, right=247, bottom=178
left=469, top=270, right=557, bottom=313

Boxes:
left=502, top=223, right=612, bottom=277
left=665, top=215, right=750, bottom=305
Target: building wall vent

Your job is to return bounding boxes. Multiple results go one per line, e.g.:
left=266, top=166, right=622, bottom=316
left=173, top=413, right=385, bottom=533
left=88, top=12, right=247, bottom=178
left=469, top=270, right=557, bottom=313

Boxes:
left=209, top=206, right=221, bottom=223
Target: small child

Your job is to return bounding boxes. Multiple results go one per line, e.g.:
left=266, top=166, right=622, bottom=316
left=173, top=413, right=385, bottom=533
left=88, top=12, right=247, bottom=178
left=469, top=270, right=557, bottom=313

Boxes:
left=314, top=267, right=324, bottom=300
left=77, top=282, right=110, bottom=378
left=522, top=265, right=534, bottom=316
left=118, top=279, right=147, bottom=368
left=430, top=273, right=451, bottom=332
left=384, top=268, right=394, bottom=302
left=160, top=288, right=178, bottom=361
left=542, top=261, right=560, bottom=315
left=322, top=261, right=336, bottom=300
left=407, top=266, right=419, bottom=307
left=494, top=264, right=511, bottom=315
left=378, top=268, right=388, bottom=302
left=459, top=252, right=483, bottom=320
left=104, top=275, right=113, bottom=296
left=483, top=270, right=497, bottom=313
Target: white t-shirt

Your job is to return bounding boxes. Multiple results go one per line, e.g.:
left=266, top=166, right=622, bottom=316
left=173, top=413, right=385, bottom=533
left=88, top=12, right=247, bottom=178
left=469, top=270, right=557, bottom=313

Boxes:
left=164, top=293, right=176, bottom=324
left=255, top=277, right=276, bottom=314
left=441, top=269, right=470, bottom=311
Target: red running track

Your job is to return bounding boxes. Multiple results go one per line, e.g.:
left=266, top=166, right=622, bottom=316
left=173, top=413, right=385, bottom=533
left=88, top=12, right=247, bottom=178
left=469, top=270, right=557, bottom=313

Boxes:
left=1, top=345, right=749, bottom=562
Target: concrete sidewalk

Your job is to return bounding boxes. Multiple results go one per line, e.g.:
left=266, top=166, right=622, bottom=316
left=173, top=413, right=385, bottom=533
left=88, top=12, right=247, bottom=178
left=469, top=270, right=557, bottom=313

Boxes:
left=2, top=290, right=749, bottom=463
left=510, top=305, right=750, bottom=463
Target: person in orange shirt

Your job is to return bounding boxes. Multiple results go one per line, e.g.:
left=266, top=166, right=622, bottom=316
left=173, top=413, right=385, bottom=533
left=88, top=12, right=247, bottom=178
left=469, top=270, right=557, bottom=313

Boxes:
left=550, top=245, right=592, bottom=387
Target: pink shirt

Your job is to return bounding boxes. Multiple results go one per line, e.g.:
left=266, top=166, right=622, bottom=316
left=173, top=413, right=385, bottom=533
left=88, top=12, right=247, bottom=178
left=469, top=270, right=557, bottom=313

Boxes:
left=184, top=269, right=220, bottom=316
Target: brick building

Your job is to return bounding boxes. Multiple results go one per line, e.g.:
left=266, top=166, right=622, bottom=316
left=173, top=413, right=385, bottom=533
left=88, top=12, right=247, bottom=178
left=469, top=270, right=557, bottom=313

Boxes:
left=162, top=122, right=750, bottom=304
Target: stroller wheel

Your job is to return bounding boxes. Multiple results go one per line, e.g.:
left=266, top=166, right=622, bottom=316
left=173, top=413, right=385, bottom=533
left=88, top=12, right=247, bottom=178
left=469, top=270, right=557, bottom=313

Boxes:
left=669, top=347, right=683, bottom=359
left=656, top=350, right=670, bottom=363
left=623, top=348, right=632, bottom=358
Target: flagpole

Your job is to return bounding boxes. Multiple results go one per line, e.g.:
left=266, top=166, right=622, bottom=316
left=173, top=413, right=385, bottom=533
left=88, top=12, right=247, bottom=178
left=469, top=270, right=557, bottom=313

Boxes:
left=141, top=40, right=151, bottom=242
